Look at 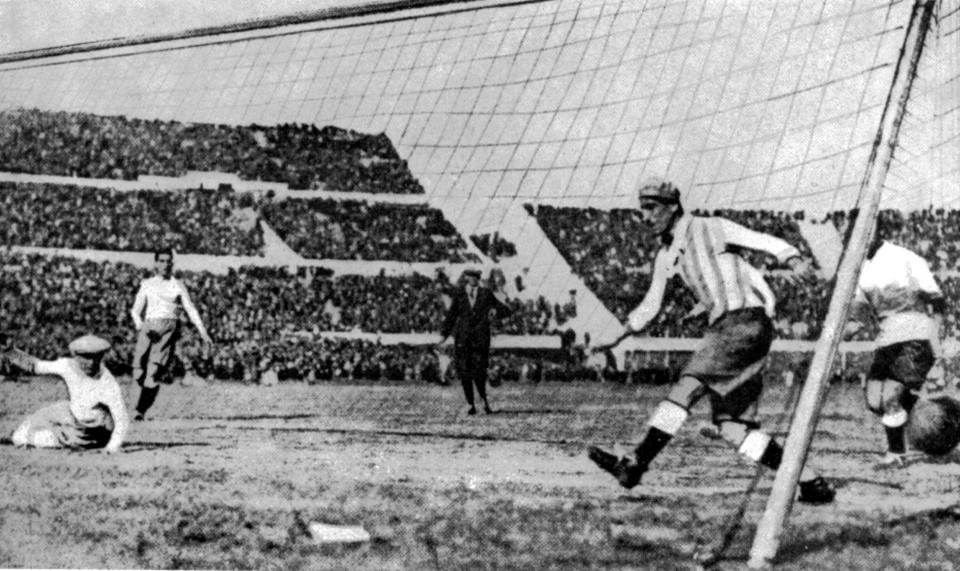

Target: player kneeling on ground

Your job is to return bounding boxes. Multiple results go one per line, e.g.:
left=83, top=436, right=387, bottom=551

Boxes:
left=5, top=335, right=129, bottom=453
left=847, top=224, right=952, bottom=468
left=587, top=178, right=834, bottom=505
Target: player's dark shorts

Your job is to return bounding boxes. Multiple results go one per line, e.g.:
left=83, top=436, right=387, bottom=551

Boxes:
left=133, top=318, right=181, bottom=383
left=867, top=340, right=934, bottom=391
left=679, top=307, right=773, bottom=424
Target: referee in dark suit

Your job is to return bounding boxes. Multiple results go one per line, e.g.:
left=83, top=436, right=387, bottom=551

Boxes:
left=439, top=268, right=512, bottom=414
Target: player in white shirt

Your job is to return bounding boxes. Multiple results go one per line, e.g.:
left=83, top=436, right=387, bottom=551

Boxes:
left=587, top=178, right=834, bottom=504
left=848, top=224, right=945, bottom=468
left=5, top=334, right=128, bottom=453
left=130, top=248, right=213, bottom=420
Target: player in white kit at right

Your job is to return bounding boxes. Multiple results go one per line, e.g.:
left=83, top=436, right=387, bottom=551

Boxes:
left=848, top=225, right=946, bottom=468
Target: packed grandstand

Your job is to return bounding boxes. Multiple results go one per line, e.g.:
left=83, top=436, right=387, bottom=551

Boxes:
left=1, top=108, right=958, bottom=383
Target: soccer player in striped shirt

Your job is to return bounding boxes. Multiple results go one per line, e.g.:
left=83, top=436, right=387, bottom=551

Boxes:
left=130, top=248, right=213, bottom=420
left=587, top=178, right=834, bottom=504
left=847, top=222, right=945, bottom=468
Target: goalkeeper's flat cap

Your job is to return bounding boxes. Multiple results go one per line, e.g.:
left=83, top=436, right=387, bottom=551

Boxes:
left=69, top=334, right=111, bottom=356
left=462, top=268, right=482, bottom=279
left=638, top=177, right=681, bottom=204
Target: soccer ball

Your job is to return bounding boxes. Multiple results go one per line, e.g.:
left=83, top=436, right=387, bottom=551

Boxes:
left=906, top=396, right=960, bottom=456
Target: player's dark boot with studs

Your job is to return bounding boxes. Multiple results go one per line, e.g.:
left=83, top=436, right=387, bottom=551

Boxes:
left=797, top=476, right=835, bottom=504
left=587, top=446, right=646, bottom=489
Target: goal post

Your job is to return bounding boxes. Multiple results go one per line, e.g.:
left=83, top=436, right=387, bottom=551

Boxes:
left=748, top=0, right=937, bottom=567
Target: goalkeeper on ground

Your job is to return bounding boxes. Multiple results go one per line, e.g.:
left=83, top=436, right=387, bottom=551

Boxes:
left=5, top=334, right=129, bottom=453
left=587, top=178, right=834, bottom=505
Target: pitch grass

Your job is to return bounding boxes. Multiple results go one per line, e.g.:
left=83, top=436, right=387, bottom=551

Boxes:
left=1, top=377, right=959, bottom=569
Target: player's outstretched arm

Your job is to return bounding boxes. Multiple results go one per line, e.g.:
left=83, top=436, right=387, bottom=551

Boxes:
left=715, top=217, right=802, bottom=264
left=3, top=348, right=38, bottom=374
left=594, top=249, right=670, bottom=353
left=592, top=330, right=634, bottom=354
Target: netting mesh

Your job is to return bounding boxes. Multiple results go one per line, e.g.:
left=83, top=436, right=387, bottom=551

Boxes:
left=0, top=0, right=926, bottom=215
left=885, top=0, right=960, bottom=209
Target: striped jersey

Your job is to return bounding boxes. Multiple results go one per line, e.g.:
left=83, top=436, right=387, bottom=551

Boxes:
left=854, top=241, right=941, bottom=347
left=628, top=214, right=800, bottom=330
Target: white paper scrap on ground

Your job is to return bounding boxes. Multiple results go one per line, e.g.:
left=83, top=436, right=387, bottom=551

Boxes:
left=308, top=522, right=371, bottom=543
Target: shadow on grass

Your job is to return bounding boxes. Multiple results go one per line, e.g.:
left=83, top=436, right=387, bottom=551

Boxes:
left=0, top=438, right=208, bottom=452
left=123, top=441, right=211, bottom=452
left=833, top=476, right=903, bottom=490
left=202, top=413, right=322, bottom=422
left=914, top=449, right=960, bottom=465
left=230, top=424, right=578, bottom=445
left=775, top=524, right=892, bottom=565
left=489, top=408, right=575, bottom=415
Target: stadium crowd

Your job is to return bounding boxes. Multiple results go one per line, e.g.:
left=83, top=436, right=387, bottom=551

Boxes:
left=0, top=252, right=575, bottom=381
left=261, top=197, right=478, bottom=262
left=3, top=104, right=960, bottom=384
left=0, top=181, right=487, bottom=262
left=469, top=232, right=517, bottom=260
left=0, top=108, right=423, bottom=193
left=0, top=182, right=263, bottom=255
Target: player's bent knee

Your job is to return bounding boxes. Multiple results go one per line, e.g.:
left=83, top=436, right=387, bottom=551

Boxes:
left=649, top=401, right=689, bottom=435
left=881, top=409, right=908, bottom=428
left=667, top=375, right=706, bottom=409
left=11, top=422, right=30, bottom=446
left=30, top=430, right=59, bottom=448
left=717, top=421, right=749, bottom=446
left=12, top=422, right=59, bottom=448
left=867, top=380, right=906, bottom=416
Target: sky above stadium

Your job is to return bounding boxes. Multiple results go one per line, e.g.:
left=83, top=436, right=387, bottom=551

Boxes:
left=0, top=0, right=366, bottom=53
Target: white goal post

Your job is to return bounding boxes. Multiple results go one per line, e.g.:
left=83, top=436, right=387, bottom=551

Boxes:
left=748, top=0, right=937, bottom=567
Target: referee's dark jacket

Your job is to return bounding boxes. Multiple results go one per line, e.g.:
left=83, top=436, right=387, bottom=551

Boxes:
left=441, top=285, right=511, bottom=349
left=441, top=284, right=512, bottom=407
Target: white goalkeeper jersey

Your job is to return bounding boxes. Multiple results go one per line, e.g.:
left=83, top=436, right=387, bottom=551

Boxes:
left=34, top=358, right=126, bottom=426
left=855, top=241, right=942, bottom=347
